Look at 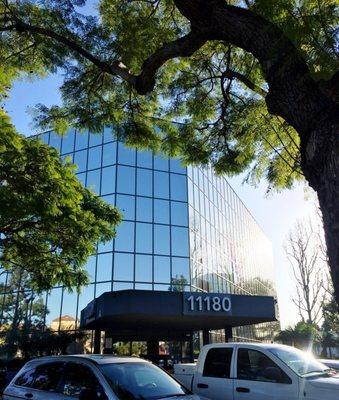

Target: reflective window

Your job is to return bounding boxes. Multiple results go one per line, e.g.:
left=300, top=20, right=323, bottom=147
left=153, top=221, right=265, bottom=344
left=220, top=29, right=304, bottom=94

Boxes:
left=135, top=255, right=152, bottom=282
left=86, top=169, right=101, bottom=194
left=88, top=146, right=102, bottom=170
left=102, top=142, right=117, bottom=166
left=137, top=150, right=153, bottom=169
left=137, top=169, right=152, bottom=197
left=172, top=258, right=190, bottom=283
left=114, top=221, right=134, bottom=252
left=154, top=225, right=170, bottom=255
left=170, top=174, right=187, bottom=201
left=154, top=256, right=170, bottom=283
left=95, top=282, right=111, bottom=297
left=61, top=288, right=78, bottom=322
left=117, top=166, right=135, bottom=195
left=136, top=223, right=152, bottom=254
left=101, top=195, right=115, bottom=206
left=97, top=253, right=113, bottom=282
left=45, top=287, right=62, bottom=327
left=135, top=283, right=152, bottom=290
left=154, top=171, right=169, bottom=199
left=114, top=282, right=133, bottom=290
left=61, top=129, right=75, bottom=153
left=77, top=284, right=94, bottom=319
left=116, top=194, right=135, bottom=220
left=75, top=131, right=88, bottom=150
left=40, top=132, right=50, bottom=145
left=73, top=149, right=87, bottom=172
left=101, top=166, right=116, bottom=195
left=118, top=143, right=136, bottom=166
left=49, top=131, right=62, bottom=151
left=171, top=202, right=188, bottom=226
left=98, top=238, right=113, bottom=253
left=103, top=126, right=114, bottom=143
left=136, top=197, right=152, bottom=222
left=154, top=155, right=169, bottom=171
left=76, top=172, right=86, bottom=187
left=171, top=227, right=189, bottom=256
left=84, top=256, right=96, bottom=282
left=154, top=199, right=169, bottom=224
left=114, top=253, right=134, bottom=281
left=89, top=132, right=103, bottom=147
left=170, top=158, right=186, bottom=174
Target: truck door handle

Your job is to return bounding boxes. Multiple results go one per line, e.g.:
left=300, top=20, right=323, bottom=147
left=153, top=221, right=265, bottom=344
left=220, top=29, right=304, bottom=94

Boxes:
left=24, top=393, right=33, bottom=399
left=197, top=383, right=209, bottom=389
left=236, top=387, right=250, bottom=393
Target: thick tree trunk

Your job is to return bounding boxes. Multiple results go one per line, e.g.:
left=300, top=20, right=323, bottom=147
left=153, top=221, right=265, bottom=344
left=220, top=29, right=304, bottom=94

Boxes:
left=299, top=103, right=339, bottom=306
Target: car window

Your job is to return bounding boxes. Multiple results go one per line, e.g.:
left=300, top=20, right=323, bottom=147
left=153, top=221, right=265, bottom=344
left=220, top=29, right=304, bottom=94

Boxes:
left=62, top=362, right=107, bottom=399
left=15, top=368, right=36, bottom=388
left=237, top=348, right=291, bottom=383
left=203, top=348, right=233, bottom=378
left=31, top=362, right=65, bottom=392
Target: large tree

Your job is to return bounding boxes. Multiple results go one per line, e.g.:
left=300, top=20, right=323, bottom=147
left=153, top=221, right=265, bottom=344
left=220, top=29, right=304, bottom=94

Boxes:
left=0, top=1, right=338, bottom=300
left=0, top=110, right=121, bottom=291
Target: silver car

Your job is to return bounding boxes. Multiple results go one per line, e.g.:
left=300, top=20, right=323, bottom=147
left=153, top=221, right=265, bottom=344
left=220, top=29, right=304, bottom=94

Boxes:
left=3, top=355, right=203, bottom=400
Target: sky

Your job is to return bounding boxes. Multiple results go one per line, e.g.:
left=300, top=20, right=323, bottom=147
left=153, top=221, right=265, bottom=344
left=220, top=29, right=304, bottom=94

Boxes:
left=4, top=73, right=319, bottom=329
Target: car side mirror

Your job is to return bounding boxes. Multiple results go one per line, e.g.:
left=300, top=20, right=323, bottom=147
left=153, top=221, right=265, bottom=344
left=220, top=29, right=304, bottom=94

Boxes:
left=79, top=388, right=105, bottom=400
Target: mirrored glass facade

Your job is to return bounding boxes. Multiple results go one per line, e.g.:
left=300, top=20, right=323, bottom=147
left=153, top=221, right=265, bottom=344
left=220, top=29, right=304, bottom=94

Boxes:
left=0, top=127, right=279, bottom=349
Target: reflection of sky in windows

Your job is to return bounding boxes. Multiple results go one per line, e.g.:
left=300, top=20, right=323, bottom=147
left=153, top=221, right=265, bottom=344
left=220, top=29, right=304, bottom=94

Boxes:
left=135, top=255, right=152, bottom=282
left=136, top=197, right=152, bottom=222
left=117, top=166, right=135, bottom=194
left=154, top=256, right=170, bottom=283
left=75, top=131, right=88, bottom=151
left=115, top=222, right=134, bottom=252
left=114, top=253, right=134, bottom=281
left=136, top=223, right=152, bottom=253
left=154, top=225, right=170, bottom=255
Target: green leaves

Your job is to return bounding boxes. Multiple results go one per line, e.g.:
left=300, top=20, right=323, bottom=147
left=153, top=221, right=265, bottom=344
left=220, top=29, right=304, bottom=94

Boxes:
left=0, top=0, right=337, bottom=195
left=0, top=110, right=121, bottom=291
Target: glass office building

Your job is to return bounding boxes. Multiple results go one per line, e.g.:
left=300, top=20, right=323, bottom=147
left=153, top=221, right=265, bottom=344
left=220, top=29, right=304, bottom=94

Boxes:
left=0, top=127, right=278, bottom=351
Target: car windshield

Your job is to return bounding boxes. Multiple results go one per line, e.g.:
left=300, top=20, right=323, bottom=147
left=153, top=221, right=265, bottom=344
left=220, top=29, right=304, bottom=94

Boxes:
left=268, top=346, right=329, bottom=377
left=100, top=362, right=190, bottom=400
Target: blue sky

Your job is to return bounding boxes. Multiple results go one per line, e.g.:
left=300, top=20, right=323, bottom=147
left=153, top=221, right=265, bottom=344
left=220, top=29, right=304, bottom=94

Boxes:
left=4, top=74, right=318, bottom=329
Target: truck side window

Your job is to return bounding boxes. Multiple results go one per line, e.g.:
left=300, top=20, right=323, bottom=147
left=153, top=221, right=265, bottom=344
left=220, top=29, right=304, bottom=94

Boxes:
left=203, top=348, right=233, bottom=378
left=237, top=349, right=291, bottom=384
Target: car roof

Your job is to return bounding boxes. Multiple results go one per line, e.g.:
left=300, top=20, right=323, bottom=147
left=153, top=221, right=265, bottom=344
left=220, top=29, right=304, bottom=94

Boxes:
left=24, top=355, right=150, bottom=366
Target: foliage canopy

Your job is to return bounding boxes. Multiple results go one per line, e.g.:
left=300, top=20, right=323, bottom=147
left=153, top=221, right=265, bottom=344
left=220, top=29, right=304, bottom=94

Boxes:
left=0, top=0, right=337, bottom=192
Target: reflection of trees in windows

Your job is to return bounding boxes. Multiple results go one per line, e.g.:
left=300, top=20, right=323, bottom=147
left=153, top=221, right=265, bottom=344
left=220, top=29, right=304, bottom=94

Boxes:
left=0, top=266, right=47, bottom=358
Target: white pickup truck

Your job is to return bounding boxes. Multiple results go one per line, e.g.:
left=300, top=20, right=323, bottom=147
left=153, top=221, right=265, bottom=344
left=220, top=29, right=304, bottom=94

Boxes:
left=173, top=343, right=339, bottom=400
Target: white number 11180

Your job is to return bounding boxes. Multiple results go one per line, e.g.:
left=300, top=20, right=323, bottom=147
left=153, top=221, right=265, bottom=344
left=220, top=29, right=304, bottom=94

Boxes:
left=187, top=295, right=231, bottom=312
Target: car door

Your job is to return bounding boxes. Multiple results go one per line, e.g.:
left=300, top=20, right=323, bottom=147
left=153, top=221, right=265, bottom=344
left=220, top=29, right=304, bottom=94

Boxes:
left=59, top=361, right=109, bottom=400
left=192, top=347, right=234, bottom=400
left=233, top=347, right=299, bottom=400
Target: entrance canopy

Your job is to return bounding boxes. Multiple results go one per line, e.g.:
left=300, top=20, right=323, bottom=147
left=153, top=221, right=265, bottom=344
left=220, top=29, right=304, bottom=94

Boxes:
left=80, top=290, right=277, bottom=341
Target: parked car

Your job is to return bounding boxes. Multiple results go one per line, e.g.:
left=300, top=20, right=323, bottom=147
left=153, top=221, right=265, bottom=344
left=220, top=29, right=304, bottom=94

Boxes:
left=173, top=342, right=339, bottom=400
left=318, top=359, right=339, bottom=371
left=3, top=354, right=204, bottom=400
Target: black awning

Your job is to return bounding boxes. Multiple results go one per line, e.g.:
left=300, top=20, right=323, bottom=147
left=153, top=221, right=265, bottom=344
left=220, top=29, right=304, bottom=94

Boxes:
left=80, top=290, right=277, bottom=340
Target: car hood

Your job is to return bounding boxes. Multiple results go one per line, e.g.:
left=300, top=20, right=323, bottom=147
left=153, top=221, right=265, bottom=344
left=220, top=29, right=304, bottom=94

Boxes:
left=307, top=374, right=339, bottom=389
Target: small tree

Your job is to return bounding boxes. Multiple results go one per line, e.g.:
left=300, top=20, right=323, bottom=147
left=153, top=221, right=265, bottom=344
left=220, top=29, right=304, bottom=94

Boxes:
left=285, top=218, right=329, bottom=325
left=276, top=322, right=320, bottom=351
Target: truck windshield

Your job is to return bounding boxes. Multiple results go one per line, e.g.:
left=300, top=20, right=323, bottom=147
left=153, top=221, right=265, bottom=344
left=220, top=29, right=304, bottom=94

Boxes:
left=268, top=347, right=329, bottom=377
left=100, top=362, right=190, bottom=400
